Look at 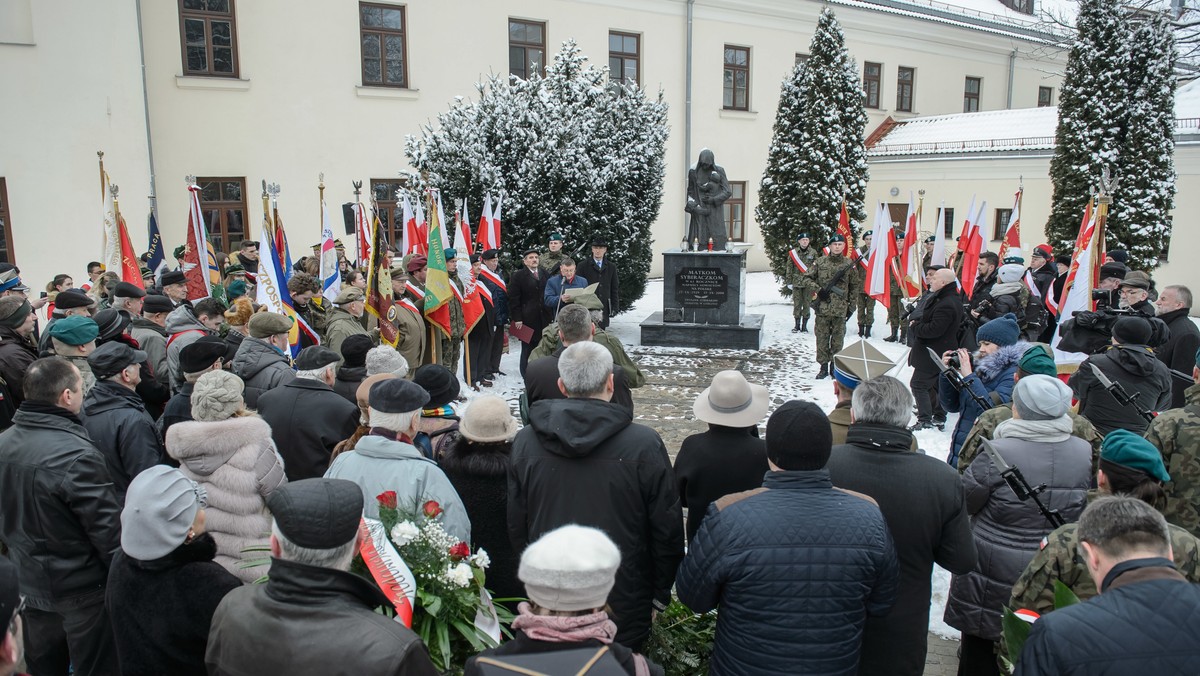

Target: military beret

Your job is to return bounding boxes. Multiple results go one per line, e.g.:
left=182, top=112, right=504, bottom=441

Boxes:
left=294, top=346, right=341, bottom=371
left=443, top=248, right=458, bottom=260
left=470, top=253, right=482, bottom=264
left=1018, top=343, right=1057, bottom=377
left=406, top=255, right=428, bottom=273
left=55, top=289, right=95, bottom=310
left=266, top=478, right=364, bottom=549
left=248, top=311, right=293, bottom=338
left=179, top=336, right=227, bottom=373
left=334, top=287, right=365, bottom=305
left=142, top=294, right=174, bottom=314
left=1003, top=255, right=1025, bottom=265
left=88, top=341, right=147, bottom=380
left=481, top=248, right=500, bottom=261
left=829, top=234, right=846, bottom=243
left=173, top=245, right=187, bottom=259
left=924, top=235, right=936, bottom=243
left=797, top=232, right=811, bottom=240
left=49, top=316, right=99, bottom=346
left=225, top=264, right=245, bottom=275
left=161, top=270, right=187, bottom=287
left=368, top=377, right=430, bottom=413
left=549, top=232, right=564, bottom=242
left=114, top=282, right=146, bottom=299
left=861, top=230, right=873, bottom=238
left=1101, top=429, right=1170, bottom=483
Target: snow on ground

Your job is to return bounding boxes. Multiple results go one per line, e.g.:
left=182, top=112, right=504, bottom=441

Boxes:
left=457, top=269, right=961, bottom=640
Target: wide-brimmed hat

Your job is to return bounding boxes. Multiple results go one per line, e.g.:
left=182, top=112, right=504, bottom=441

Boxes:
left=693, top=370, right=769, bottom=428
left=459, top=394, right=519, bottom=443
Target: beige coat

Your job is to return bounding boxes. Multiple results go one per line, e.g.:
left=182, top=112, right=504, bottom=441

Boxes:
left=166, top=415, right=287, bottom=583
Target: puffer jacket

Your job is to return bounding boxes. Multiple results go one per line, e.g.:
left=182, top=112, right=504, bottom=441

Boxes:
left=676, top=470, right=898, bottom=675
left=940, top=341, right=1027, bottom=465
left=0, top=406, right=122, bottom=602
left=1070, top=344, right=1173, bottom=435
left=165, top=306, right=217, bottom=390
left=130, top=317, right=171, bottom=392
left=945, top=433, right=1091, bottom=640
left=509, top=398, right=684, bottom=650
left=231, top=335, right=295, bottom=409
left=166, top=415, right=287, bottom=583
left=82, top=379, right=166, bottom=501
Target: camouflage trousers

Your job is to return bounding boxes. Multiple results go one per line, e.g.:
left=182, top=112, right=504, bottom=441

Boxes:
left=439, top=335, right=462, bottom=376
left=888, top=293, right=903, bottom=328
left=857, top=294, right=875, bottom=329
left=793, top=288, right=811, bottom=319
left=815, top=314, right=847, bottom=364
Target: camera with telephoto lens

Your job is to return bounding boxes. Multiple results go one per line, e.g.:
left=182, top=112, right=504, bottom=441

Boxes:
left=946, top=352, right=961, bottom=371
left=1092, top=288, right=1120, bottom=308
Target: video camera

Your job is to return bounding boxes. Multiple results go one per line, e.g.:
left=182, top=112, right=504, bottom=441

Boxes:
left=1091, top=288, right=1120, bottom=308
left=1058, top=307, right=1167, bottom=354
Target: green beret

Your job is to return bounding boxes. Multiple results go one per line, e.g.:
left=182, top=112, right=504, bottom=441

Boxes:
left=1018, top=343, right=1057, bottom=377
left=173, top=245, right=187, bottom=259
left=1101, top=429, right=1170, bottom=484
left=549, top=232, right=564, bottom=242
left=49, top=316, right=100, bottom=346
left=225, top=264, right=245, bottom=275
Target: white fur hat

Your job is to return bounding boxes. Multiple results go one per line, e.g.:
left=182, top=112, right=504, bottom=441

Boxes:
left=518, top=525, right=621, bottom=612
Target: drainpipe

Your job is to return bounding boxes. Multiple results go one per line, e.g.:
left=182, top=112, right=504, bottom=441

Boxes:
left=685, top=0, right=694, bottom=239
left=1006, top=48, right=1017, bottom=109
left=135, top=0, right=158, bottom=216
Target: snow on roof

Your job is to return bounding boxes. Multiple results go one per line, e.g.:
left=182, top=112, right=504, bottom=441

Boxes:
left=836, top=0, right=1074, bottom=43
left=1175, top=78, right=1200, bottom=120
left=867, top=107, right=1059, bottom=156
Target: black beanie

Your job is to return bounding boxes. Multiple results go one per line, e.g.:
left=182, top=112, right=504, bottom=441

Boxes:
left=1112, top=316, right=1153, bottom=346
left=765, top=400, right=833, bottom=471
left=340, top=334, right=373, bottom=368
left=412, top=364, right=460, bottom=408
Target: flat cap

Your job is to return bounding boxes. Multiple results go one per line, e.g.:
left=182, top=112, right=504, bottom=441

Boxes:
left=267, top=478, right=364, bottom=550
left=368, top=377, right=429, bottom=413
left=88, top=341, right=147, bottom=380
left=55, top=289, right=96, bottom=310
left=49, top=316, right=100, bottom=346
left=334, top=287, right=365, bottom=305
left=179, top=335, right=227, bottom=373
left=522, top=248, right=539, bottom=257
left=143, top=294, right=174, bottom=314
left=1119, top=270, right=1151, bottom=290
left=295, top=345, right=341, bottom=371
left=161, top=270, right=187, bottom=287
left=93, top=309, right=132, bottom=341
left=406, top=255, right=428, bottom=273
left=114, top=281, right=146, bottom=299
left=248, top=311, right=293, bottom=338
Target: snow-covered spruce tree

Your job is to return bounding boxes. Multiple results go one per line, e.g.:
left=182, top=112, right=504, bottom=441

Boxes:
left=1046, top=0, right=1130, bottom=252
left=1110, top=13, right=1175, bottom=270
left=758, top=8, right=868, bottom=288
left=404, top=40, right=668, bottom=312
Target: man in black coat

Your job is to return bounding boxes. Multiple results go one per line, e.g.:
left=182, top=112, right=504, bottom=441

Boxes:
left=577, top=236, right=619, bottom=329
left=909, top=268, right=964, bottom=430
left=160, top=336, right=226, bottom=438
left=1154, top=285, right=1200, bottom=409
left=509, top=342, right=684, bottom=650
left=83, top=341, right=166, bottom=501
left=257, top=346, right=359, bottom=481
left=1069, top=316, right=1173, bottom=435
left=1016, top=496, right=1200, bottom=674
left=479, top=249, right=509, bottom=378
left=507, top=249, right=548, bottom=376
left=0, top=357, right=122, bottom=675
left=524, top=305, right=634, bottom=414
left=826, top=376, right=977, bottom=676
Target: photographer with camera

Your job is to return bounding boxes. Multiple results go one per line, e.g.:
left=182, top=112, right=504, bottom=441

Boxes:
left=909, top=268, right=962, bottom=431
left=1058, top=267, right=1162, bottom=356
left=1069, top=315, right=1172, bottom=436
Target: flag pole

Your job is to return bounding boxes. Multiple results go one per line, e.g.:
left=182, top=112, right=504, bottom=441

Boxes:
left=98, top=151, right=106, bottom=200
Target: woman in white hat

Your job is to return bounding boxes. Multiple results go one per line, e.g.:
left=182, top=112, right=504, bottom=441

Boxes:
left=673, top=370, right=770, bottom=545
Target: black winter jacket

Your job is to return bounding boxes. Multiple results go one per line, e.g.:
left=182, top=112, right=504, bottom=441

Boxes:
left=106, top=535, right=241, bottom=676
left=909, top=284, right=963, bottom=374
left=826, top=424, right=977, bottom=676
left=509, top=398, right=684, bottom=649
left=675, top=470, right=898, bottom=675
left=333, top=364, right=367, bottom=404
left=481, top=270, right=509, bottom=326
left=0, top=405, right=122, bottom=602
left=507, top=266, right=548, bottom=333
left=206, top=558, right=439, bottom=676
left=1155, top=307, right=1200, bottom=409
left=231, top=335, right=296, bottom=409
left=1070, top=344, right=1173, bottom=435
left=159, top=383, right=194, bottom=438
left=673, top=425, right=767, bottom=545
left=256, top=378, right=359, bottom=481
left=1015, top=559, right=1200, bottom=675
left=577, top=256, right=620, bottom=326
left=0, top=324, right=38, bottom=405
left=82, top=380, right=166, bottom=501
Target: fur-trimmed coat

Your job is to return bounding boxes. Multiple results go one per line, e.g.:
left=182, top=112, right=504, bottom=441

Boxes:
left=166, top=416, right=287, bottom=582
left=939, top=342, right=1027, bottom=465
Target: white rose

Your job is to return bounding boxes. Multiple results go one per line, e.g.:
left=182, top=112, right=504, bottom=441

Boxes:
left=447, top=562, right=473, bottom=588
left=390, top=521, right=420, bottom=546
left=470, top=548, right=491, bottom=570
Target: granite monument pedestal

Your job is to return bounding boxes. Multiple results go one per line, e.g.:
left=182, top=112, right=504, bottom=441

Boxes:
left=640, top=249, right=764, bottom=350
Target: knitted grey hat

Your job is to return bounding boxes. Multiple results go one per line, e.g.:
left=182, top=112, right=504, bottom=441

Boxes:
left=1013, top=374, right=1071, bottom=421
left=121, top=465, right=207, bottom=560
left=191, top=370, right=245, bottom=422
left=518, top=525, right=621, bottom=612
left=365, top=345, right=408, bottom=377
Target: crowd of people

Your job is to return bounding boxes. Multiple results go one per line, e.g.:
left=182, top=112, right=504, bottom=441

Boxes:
left=0, top=227, right=1199, bottom=676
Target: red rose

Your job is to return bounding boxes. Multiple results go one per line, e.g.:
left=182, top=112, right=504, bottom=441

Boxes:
left=422, top=500, right=443, bottom=518
left=377, top=491, right=398, bottom=509
left=449, top=542, right=470, bottom=560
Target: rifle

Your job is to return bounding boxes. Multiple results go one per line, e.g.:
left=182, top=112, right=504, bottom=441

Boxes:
left=1088, top=363, right=1156, bottom=425
left=811, top=262, right=853, bottom=314
left=926, top=347, right=995, bottom=413
left=979, top=438, right=1066, bottom=528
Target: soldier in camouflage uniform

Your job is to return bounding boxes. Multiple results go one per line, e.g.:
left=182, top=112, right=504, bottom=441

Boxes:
left=802, top=235, right=858, bottom=380
left=854, top=230, right=874, bottom=337
left=1009, top=431, right=1200, bottom=618
left=885, top=231, right=906, bottom=342
left=539, top=232, right=566, bottom=277
left=958, top=343, right=1102, bottom=473
left=785, top=233, right=819, bottom=333
left=440, top=251, right=467, bottom=374
left=1144, top=377, right=1200, bottom=533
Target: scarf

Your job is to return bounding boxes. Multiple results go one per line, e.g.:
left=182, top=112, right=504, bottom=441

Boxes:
left=422, top=405, right=455, bottom=418
left=994, top=415, right=1072, bottom=443
left=511, top=602, right=617, bottom=644
left=989, top=281, right=1024, bottom=297
left=368, top=428, right=413, bottom=444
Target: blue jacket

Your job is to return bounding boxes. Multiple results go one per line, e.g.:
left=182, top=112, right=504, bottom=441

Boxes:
left=939, top=342, right=1026, bottom=466
left=543, top=273, right=588, bottom=312
left=676, top=470, right=898, bottom=675
left=1016, top=558, right=1200, bottom=675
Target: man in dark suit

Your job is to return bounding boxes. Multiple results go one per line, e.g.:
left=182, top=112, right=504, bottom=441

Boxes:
left=577, top=236, right=619, bottom=329
left=507, top=248, right=548, bottom=376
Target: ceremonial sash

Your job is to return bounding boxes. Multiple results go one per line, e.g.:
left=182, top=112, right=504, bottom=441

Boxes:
left=479, top=267, right=506, bottom=292
left=397, top=297, right=420, bottom=315
left=788, top=249, right=809, bottom=274
left=405, top=281, right=425, bottom=300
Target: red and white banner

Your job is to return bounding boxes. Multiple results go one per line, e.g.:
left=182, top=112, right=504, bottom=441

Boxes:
left=899, top=193, right=921, bottom=297
left=998, top=188, right=1023, bottom=261
left=453, top=201, right=474, bottom=258
left=864, top=203, right=898, bottom=309
left=1051, top=198, right=1101, bottom=365
left=358, top=518, right=416, bottom=627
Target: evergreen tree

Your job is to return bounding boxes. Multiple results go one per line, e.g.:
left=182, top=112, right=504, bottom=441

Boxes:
left=404, top=40, right=668, bottom=311
left=1046, top=0, right=1129, bottom=252
left=758, top=8, right=868, bottom=287
left=1110, top=14, right=1176, bottom=269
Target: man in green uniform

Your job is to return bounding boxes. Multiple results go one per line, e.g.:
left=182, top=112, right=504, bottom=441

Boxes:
left=540, top=232, right=566, bottom=277
left=1144, top=351, right=1200, bottom=534
left=786, top=233, right=819, bottom=333
left=855, top=230, right=874, bottom=338
left=803, top=234, right=858, bottom=380
left=440, top=249, right=466, bottom=374
left=885, top=230, right=906, bottom=343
